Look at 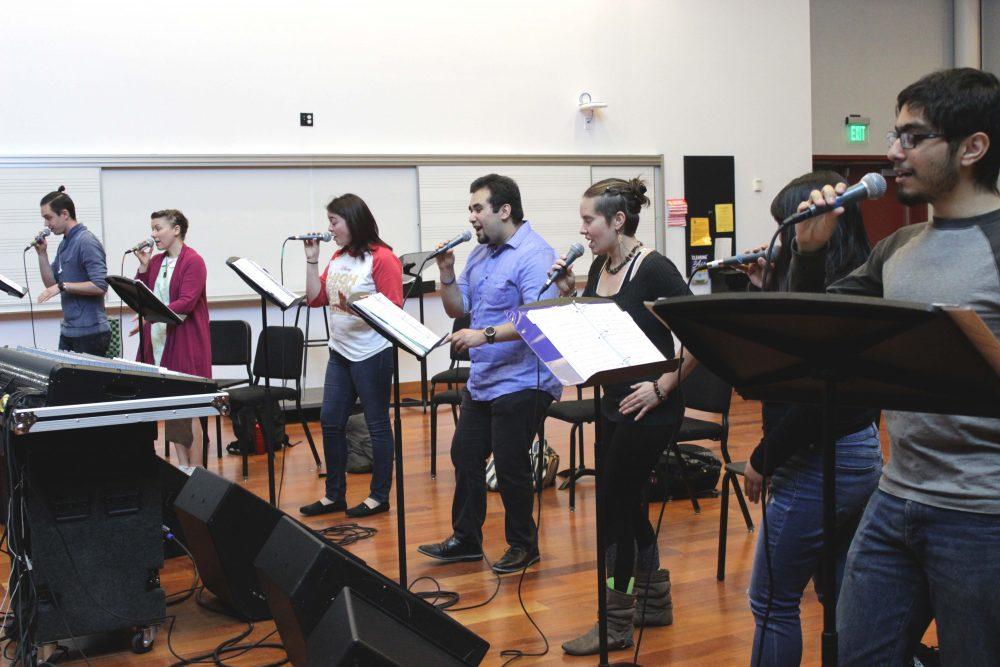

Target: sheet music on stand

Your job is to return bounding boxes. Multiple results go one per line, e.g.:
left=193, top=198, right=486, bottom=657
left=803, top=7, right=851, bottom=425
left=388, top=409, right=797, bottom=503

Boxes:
left=350, top=292, right=448, bottom=358
left=0, top=273, right=26, bottom=299
left=227, top=257, right=300, bottom=310
left=509, top=299, right=666, bottom=386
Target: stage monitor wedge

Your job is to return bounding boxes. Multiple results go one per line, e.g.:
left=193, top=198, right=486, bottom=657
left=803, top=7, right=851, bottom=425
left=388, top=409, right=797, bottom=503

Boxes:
left=173, top=468, right=283, bottom=620
left=255, top=517, right=489, bottom=666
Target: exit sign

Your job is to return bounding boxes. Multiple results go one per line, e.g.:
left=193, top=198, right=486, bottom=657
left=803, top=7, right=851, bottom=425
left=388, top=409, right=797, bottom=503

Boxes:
left=845, top=114, right=870, bottom=144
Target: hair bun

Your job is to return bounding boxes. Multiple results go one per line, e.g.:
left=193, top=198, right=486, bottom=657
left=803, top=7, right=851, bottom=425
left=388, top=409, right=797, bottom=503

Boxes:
left=57, top=185, right=66, bottom=193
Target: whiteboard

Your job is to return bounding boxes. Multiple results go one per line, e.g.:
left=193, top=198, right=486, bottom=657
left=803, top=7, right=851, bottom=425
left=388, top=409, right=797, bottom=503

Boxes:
left=0, top=168, right=102, bottom=313
left=101, top=167, right=420, bottom=301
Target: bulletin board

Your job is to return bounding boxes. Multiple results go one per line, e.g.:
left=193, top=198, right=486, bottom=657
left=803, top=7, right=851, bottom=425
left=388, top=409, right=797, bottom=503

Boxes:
left=683, top=155, right=735, bottom=277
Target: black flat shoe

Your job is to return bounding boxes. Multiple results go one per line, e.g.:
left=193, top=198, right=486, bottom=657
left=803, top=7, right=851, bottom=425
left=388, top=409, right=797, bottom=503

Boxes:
left=345, top=500, right=390, bottom=518
left=299, top=498, right=346, bottom=516
left=492, top=545, right=540, bottom=574
left=417, top=535, right=484, bottom=562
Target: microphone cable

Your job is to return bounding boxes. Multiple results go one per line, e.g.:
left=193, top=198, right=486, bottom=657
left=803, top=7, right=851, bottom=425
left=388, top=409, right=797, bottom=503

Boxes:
left=20, top=249, right=38, bottom=348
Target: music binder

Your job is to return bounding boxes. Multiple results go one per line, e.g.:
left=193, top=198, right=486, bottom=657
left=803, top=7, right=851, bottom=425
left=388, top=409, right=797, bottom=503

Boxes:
left=226, top=256, right=302, bottom=311
left=349, top=292, right=448, bottom=359
left=0, top=273, right=26, bottom=299
left=107, top=275, right=183, bottom=326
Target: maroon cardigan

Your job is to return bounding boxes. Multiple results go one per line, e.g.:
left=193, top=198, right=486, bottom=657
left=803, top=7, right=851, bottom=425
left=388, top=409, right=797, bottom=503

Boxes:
left=135, top=244, right=212, bottom=378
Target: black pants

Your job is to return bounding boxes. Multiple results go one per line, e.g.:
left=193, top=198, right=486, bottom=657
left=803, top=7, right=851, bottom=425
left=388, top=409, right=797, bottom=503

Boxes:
left=602, top=415, right=680, bottom=588
left=450, top=388, right=553, bottom=551
left=58, top=330, right=111, bottom=357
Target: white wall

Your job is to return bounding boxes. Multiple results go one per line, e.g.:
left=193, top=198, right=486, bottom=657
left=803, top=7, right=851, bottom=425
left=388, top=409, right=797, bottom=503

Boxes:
left=810, top=0, right=954, bottom=155
left=0, top=0, right=814, bottom=385
left=985, top=0, right=1000, bottom=76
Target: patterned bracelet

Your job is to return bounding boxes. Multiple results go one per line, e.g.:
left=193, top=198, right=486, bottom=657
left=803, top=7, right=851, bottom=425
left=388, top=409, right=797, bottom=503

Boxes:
left=652, top=380, right=665, bottom=402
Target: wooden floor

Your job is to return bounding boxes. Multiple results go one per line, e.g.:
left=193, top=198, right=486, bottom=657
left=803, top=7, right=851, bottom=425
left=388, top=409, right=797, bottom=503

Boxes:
left=4, top=392, right=898, bottom=665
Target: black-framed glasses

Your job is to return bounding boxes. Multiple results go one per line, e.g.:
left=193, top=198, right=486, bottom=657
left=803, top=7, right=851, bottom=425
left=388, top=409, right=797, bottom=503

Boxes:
left=886, top=130, right=946, bottom=150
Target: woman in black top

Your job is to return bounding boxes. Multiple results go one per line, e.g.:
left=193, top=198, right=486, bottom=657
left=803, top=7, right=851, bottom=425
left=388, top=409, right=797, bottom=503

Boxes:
left=555, top=177, right=695, bottom=656
left=740, top=171, right=881, bottom=666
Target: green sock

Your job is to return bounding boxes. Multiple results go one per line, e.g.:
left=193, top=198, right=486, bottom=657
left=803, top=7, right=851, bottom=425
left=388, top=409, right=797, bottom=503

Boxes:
left=606, top=577, right=635, bottom=594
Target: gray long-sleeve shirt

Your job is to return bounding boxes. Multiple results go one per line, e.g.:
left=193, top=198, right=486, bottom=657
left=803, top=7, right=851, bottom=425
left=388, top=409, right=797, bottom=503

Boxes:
left=50, top=223, right=110, bottom=338
left=790, top=208, right=1000, bottom=514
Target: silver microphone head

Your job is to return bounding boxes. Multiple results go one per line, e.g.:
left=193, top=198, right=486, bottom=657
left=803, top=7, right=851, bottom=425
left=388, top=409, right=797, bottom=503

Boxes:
left=460, top=230, right=472, bottom=242
left=567, top=242, right=585, bottom=261
left=39, top=229, right=51, bottom=239
left=860, top=172, right=887, bottom=200
left=319, top=232, right=332, bottom=242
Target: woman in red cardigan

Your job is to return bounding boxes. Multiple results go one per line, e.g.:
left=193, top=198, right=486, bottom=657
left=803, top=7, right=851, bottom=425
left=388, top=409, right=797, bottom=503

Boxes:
left=134, top=209, right=212, bottom=471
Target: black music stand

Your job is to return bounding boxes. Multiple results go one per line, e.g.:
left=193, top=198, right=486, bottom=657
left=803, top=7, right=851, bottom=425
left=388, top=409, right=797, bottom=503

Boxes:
left=226, top=257, right=304, bottom=506
left=348, top=293, right=449, bottom=588
left=399, top=251, right=437, bottom=410
left=512, top=296, right=679, bottom=666
left=0, top=273, right=26, bottom=299
left=107, top=275, right=182, bottom=366
left=649, top=292, right=1000, bottom=667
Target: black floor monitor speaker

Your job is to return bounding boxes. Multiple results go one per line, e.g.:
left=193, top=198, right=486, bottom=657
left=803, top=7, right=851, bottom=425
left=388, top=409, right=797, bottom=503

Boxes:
left=306, top=587, right=468, bottom=666
left=173, top=468, right=283, bottom=620
left=255, top=517, right=489, bottom=666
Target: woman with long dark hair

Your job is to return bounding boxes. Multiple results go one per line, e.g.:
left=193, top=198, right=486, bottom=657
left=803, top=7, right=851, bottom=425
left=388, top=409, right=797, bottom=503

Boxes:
left=299, top=194, right=402, bottom=518
left=741, top=171, right=881, bottom=666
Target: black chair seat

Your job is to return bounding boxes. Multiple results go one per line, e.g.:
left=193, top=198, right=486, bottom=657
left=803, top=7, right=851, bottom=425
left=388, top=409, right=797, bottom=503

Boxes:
left=725, top=461, right=748, bottom=476
left=431, top=389, right=462, bottom=407
left=676, top=416, right=724, bottom=442
left=215, top=377, right=250, bottom=390
left=547, top=399, right=596, bottom=424
left=431, top=366, right=469, bottom=385
left=228, top=385, right=299, bottom=408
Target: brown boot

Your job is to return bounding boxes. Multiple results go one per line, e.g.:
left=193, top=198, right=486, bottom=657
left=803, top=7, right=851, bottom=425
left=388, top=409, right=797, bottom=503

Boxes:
left=633, top=568, right=673, bottom=626
left=561, top=587, right=636, bottom=656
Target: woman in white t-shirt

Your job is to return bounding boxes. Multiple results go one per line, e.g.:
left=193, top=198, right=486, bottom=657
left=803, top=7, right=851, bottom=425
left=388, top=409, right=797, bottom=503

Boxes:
left=299, top=194, right=403, bottom=518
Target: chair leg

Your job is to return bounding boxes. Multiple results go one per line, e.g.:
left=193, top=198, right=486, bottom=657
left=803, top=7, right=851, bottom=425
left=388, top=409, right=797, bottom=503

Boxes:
left=731, top=474, right=755, bottom=532
left=296, top=399, right=323, bottom=476
left=430, top=401, right=438, bottom=480
left=717, top=471, right=731, bottom=581
left=670, top=441, right=701, bottom=514
left=200, top=416, right=209, bottom=466
left=163, top=438, right=170, bottom=459
left=569, top=424, right=578, bottom=511
left=215, top=415, right=223, bottom=459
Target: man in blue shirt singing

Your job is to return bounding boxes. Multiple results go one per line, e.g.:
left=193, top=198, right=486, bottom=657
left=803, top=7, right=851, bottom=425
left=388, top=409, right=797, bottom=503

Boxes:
left=418, top=174, right=562, bottom=574
left=34, top=187, right=111, bottom=356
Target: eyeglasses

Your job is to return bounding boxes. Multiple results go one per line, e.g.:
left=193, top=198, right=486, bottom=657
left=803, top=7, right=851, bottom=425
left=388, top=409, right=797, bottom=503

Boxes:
left=886, top=130, right=946, bottom=150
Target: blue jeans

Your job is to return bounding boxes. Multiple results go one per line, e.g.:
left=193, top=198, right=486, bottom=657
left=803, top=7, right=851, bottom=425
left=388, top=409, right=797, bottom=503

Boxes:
left=749, top=424, right=882, bottom=667
left=838, top=488, right=1000, bottom=666
left=321, top=348, right=394, bottom=504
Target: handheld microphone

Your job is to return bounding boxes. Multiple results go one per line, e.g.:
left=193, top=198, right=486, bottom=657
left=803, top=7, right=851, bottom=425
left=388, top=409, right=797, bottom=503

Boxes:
left=127, top=237, right=155, bottom=254
left=427, top=230, right=473, bottom=259
left=24, top=229, right=51, bottom=252
left=781, top=172, right=887, bottom=226
left=706, top=246, right=778, bottom=269
left=287, top=232, right=333, bottom=242
left=542, top=242, right=586, bottom=292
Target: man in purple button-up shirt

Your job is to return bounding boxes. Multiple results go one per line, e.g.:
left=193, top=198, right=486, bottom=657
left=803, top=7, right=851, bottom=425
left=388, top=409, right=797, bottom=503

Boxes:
left=418, top=174, right=561, bottom=574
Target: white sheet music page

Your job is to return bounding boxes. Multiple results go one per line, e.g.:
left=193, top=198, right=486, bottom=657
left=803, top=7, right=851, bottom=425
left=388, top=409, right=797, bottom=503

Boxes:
left=0, top=274, right=26, bottom=298
left=231, top=257, right=299, bottom=309
left=351, top=292, right=444, bottom=357
left=525, top=301, right=664, bottom=383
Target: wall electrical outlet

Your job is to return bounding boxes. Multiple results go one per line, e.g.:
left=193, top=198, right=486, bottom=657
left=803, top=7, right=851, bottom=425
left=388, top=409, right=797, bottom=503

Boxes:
left=300, top=113, right=313, bottom=127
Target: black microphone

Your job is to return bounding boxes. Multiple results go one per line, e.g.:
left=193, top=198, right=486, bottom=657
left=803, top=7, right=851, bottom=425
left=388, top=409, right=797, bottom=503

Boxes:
left=24, top=229, right=50, bottom=251
left=127, top=237, right=155, bottom=254
left=542, top=242, right=586, bottom=292
left=287, top=232, right=332, bottom=241
left=706, top=246, right=778, bottom=269
left=427, top=230, right=473, bottom=259
left=781, top=172, right=887, bottom=226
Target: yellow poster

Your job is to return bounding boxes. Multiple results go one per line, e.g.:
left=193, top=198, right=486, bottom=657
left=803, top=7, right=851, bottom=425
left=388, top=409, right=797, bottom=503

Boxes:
left=715, top=203, right=734, bottom=233
left=690, top=217, right=712, bottom=246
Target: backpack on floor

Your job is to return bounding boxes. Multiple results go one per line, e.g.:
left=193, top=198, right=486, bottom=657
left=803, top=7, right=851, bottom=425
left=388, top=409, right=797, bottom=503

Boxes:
left=485, top=440, right=560, bottom=492
left=647, top=443, right=721, bottom=501
left=226, top=400, right=288, bottom=455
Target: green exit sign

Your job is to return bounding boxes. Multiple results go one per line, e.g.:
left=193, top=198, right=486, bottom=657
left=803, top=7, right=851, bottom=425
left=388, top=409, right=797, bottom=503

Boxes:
left=845, top=114, right=870, bottom=144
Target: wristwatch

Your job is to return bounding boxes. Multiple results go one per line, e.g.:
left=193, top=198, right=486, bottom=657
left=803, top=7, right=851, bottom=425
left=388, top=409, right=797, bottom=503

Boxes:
left=484, top=326, right=496, bottom=344
left=57, top=281, right=66, bottom=293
